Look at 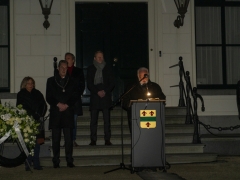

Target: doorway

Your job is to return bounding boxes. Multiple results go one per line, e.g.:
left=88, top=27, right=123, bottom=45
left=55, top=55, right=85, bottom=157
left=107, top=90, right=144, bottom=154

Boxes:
left=75, top=2, right=149, bottom=104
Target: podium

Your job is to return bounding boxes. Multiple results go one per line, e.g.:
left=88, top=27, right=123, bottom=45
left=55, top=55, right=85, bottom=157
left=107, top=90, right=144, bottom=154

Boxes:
left=130, top=99, right=165, bottom=169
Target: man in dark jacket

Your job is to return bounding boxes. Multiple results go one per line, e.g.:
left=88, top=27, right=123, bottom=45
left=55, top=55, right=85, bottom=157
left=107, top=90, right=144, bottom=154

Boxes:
left=122, top=67, right=166, bottom=132
left=65, top=52, right=85, bottom=147
left=87, top=51, right=115, bottom=146
left=46, top=60, right=79, bottom=168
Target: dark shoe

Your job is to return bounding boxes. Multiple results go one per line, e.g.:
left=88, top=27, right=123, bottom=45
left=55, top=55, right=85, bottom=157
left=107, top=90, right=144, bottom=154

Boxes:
left=53, top=164, right=60, bottom=168
left=105, top=140, right=112, bottom=146
left=73, top=141, right=79, bottom=147
left=67, top=163, right=75, bottom=168
left=89, top=141, right=96, bottom=146
left=34, top=166, right=43, bottom=170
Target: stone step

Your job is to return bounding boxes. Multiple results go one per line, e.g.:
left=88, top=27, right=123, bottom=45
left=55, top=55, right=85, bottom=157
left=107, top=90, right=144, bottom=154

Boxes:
left=77, top=115, right=186, bottom=125
left=166, top=143, right=204, bottom=154
left=201, top=134, right=240, bottom=141
left=75, top=125, right=131, bottom=135
left=165, top=115, right=186, bottom=124
left=81, top=106, right=127, bottom=117
left=40, top=155, right=131, bottom=167
left=165, top=124, right=194, bottom=134
left=164, top=106, right=186, bottom=116
left=201, top=134, right=240, bottom=155
left=165, top=153, right=217, bottom=164
left=81, top=106, right=186, bottom=117
left=39, top=153, right=216, bottom=167
left=77, top=116, right=129, bottom=126
left=76, top=124, right=193, bottom=135
left=52, top=135, right=132, bottom=146
left=45, top=117, right=187, bottom=139
left=48, top=133, right=194, bottom=146
left=50, top=143, right=204, bottom=157
left=165, top=133, right=193, bottom=143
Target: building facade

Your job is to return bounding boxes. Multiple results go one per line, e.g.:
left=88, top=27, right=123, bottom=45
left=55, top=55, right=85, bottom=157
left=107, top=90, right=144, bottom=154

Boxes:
left=2, top=0, right=238, bottom=118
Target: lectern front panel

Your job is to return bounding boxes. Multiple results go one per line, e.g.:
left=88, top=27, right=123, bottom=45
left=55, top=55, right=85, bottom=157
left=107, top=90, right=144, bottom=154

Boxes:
left=131, top=101, right=165, bottom=168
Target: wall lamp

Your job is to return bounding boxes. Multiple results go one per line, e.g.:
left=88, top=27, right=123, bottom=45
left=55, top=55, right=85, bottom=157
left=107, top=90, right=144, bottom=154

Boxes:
left=174, top=0, right=190, bottom=28
left=39, top=0, right=53, bottom=29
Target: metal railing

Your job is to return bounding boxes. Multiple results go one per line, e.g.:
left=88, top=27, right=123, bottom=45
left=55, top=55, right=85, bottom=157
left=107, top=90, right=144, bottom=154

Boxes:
left=169, top=56, right=205, bottom=143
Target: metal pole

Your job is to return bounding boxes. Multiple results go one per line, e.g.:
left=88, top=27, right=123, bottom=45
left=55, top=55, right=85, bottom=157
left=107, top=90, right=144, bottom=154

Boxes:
left=178, top=57, right=185, bottom=107
left=185, top=71, right=192, bottom=124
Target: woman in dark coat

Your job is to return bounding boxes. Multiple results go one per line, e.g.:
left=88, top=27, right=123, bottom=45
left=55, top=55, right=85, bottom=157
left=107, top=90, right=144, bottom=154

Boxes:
left=16, top=76, right=47, bottom=171
left=87, top=51, right=115, bottom=146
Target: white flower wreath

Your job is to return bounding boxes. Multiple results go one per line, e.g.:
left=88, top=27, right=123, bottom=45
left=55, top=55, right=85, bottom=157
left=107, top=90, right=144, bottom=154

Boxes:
left=0, top=103, right=40, bottom=156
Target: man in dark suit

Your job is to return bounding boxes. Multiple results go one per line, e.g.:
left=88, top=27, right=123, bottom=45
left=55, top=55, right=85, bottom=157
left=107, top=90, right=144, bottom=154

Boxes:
left=46, top=60, right=79, bottom=168
left=87, top=51, right=115, bottom=146
left=65, top=52, right=85, bottom=147
left=122, top=67, right=166, bottom=133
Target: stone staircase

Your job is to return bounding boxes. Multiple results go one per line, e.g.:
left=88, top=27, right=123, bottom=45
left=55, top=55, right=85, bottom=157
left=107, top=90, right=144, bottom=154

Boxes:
left=39, top=106, right=217, bottom=167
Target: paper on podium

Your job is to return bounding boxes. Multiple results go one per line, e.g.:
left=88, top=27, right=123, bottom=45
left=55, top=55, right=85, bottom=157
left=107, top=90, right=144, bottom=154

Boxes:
left=129, top=98, right=166, bottom=107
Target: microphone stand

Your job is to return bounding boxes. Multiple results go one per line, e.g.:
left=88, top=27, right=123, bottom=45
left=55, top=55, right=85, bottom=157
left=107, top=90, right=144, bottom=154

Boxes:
left=111, top=74, right=148, bottom=109
left=104, top=75, right=147, bottom=174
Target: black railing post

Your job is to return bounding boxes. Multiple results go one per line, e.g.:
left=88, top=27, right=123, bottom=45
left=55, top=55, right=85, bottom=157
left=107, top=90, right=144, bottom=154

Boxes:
left=237, top=80, right=240, bottom=120
left=192, top=87, right=205, bottom=144
left=185, top=71, right=192, bottom=124
left=178, top=57, right=185, bottom=107
left=53, top=57, right=58, bottom=76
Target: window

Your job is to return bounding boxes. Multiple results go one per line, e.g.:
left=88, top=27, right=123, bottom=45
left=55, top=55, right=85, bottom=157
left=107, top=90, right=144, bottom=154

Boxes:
left=0, top=0, right=9, bottom=92
left=195, top=0, right=240, bottom=89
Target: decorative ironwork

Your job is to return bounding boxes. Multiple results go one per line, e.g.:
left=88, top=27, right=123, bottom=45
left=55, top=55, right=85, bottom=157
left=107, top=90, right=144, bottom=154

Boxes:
left=185, top=71, right=193, bottom=124
left=39, top=0, right=53, bottom=29
left=169, top=56, right=186, bottom=107
left=192, top=87, right=205, bottom=144
left=174, top=0, right=190, bottom=28
left=169, top=56, right=205, bottom=143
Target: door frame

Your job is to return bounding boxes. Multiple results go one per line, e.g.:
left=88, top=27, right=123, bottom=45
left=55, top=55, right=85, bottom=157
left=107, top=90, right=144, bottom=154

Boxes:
left=63, top=0, right=163, bottom=84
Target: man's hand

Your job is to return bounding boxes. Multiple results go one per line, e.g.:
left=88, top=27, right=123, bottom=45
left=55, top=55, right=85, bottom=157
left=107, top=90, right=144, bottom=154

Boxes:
left=57, top=103, right=69, bottom=111
left=97, top=90, right=105, bottom=98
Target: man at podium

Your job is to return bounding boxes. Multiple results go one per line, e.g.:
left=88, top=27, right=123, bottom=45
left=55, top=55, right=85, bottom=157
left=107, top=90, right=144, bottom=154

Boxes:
left=122, top=67, right=166, bottom=132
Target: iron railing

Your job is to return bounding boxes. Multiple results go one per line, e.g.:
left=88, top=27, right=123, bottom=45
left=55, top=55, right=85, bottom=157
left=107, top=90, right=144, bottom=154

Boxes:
left=169, top=56, right=205, bottom=143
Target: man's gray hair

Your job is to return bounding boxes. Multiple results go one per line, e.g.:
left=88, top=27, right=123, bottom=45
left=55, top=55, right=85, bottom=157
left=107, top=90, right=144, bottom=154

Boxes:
left=65, top=52, right=75, bottom=61
left=137, top=67, right=149, bottom=75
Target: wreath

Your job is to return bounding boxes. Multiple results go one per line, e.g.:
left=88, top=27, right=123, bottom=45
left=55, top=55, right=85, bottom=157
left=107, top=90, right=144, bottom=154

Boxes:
left=0, top=103, right=39, bottom=167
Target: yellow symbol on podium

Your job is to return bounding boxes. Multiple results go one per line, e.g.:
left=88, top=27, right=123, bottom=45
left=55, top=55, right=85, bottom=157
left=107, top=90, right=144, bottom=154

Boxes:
left=140, top=110, right=156, bottom=128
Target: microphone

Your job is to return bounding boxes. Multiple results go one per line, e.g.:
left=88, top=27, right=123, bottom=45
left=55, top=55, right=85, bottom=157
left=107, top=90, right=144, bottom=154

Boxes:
left=139, top=74, right=149, bottom=83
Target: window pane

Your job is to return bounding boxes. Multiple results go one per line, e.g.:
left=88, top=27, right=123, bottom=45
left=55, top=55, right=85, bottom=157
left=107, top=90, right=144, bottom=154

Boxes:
left=0, top=6, right=8, bottom=45
left=196, top=7, right=221, bottom=44
left=226, top=47, right=240, bottom=84
left=225, top=7, right=240, bottom=44
left=196, top=47, right=222, bottom=84
left=0, top=48, right=9, bottom=88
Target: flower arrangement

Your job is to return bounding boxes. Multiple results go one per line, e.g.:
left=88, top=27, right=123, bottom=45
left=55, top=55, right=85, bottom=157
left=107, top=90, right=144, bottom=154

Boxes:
left=0, top=103, right=39, bottom=156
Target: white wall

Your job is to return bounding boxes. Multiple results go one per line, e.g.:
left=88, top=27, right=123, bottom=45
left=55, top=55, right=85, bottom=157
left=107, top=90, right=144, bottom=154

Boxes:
left=160, top=0, right=193, bottom=106
left=10, top=0, right=238, bottom=116
left=11, top=0, right=62, bottom=94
